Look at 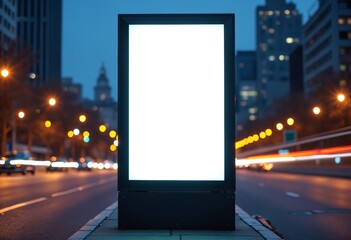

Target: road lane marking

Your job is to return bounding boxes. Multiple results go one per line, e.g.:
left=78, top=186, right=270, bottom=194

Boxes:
left=285, top=192, right=300, bottom=198
left=0, top=197, right=47, bottom=214
left=51, top=177, right=116, bottom=198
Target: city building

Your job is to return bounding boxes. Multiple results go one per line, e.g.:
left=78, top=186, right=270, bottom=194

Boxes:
left=236, top=51, right=258, bottom=128
left=289, top=45, right=304, bottom=99
left=16, top=0, right=62, bottom=85
left=61, top=77, right=83, bottom=103
left=92, top=64, right=117, bottom=130
left=303, top=0, right=351, bottom=95
left=0, top=0, right=16, bottom=50
left=256, top=0, right=302, bottom=115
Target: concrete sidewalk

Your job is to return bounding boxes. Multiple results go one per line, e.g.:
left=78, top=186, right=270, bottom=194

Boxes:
left=68, top=201, right=282, bottom=240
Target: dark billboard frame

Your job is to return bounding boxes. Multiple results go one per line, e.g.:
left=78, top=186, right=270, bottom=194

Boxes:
left=118, top=14, right=235, bottom=193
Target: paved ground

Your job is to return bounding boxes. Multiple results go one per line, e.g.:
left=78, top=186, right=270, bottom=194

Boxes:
left=68, top=201, right=282, bottom=240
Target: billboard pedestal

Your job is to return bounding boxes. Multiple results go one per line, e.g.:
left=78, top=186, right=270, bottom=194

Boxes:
left=118, top=191, right=235, bottom=230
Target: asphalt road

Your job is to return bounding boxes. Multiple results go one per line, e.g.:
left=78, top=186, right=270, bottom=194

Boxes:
left=236, top=169, right=351, bottom=240
left=0, top=170, right=117, bottom=240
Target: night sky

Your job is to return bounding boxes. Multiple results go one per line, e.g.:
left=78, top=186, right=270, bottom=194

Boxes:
left=62, top=0, right=317, bottom=100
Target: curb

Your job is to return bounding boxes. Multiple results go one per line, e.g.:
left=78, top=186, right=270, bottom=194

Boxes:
left=67, top=201, right=118, bottom=240
left=236, top=205, right=283, bottom=240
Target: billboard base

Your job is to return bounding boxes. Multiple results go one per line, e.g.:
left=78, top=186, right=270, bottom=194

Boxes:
left=118, top=191, right=235, bottom=230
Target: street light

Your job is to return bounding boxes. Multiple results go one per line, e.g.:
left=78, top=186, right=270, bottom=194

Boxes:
left=337, top=93, right=345, bottom=102
left=287, top=117, right=294, bottom=126
left=1, top=69, right=9, bottom=78
left=313, top=106, right=321, bottom=115
left=276, top=123, right=284, bottom=131
left=18, top=111, right=25, bottom=119
left=48, top=98, right=56, bottom=106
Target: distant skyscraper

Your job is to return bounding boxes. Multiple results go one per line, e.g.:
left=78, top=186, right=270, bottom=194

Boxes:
left=236, top=51, right=258, bottom=127
left=303, top=0, right=351, bottom=95
left=256, top=0, right=302, bottom=114
left=93, top=64, right=117, bottom=130
left=0, top=0, right=16, bottom=50
left=16, top=0, right=62, bottom=85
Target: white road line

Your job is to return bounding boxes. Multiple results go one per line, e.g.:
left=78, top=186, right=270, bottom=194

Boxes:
left=285, top=191, right=300, bottom=198
left=51, top=178, right=116, bottom=198
left=0, top=197, right=47, bottom=214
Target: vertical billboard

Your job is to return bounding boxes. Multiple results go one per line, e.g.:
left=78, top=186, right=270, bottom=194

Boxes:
left=118, top=14, right=235, bottom=229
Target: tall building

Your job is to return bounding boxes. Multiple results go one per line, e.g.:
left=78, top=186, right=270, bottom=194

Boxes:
left=0, top=0, right=16, bottom=50
left=61, top=77, right=83, bottom=103
left=93, top=64, right=117, bottom=130
left=256, top=0, right=302, bottom=114
left=16, top=0, right=62, bottom=85
left=236, top=51, right=258, bottom=127
left=303, top=0, right=351, bottom=95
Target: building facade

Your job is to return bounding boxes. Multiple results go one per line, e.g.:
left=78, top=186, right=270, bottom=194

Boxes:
left=16, top=0, right=62, bottom=85
left=61, top=77, right=83, bottom=103
left=236, top=51, right=258, bottom=127
left=0, top=0, right=16, bottom=50
left=256, top=0, right=302, bottom=114
left=303, top=0, right=351, bottom=95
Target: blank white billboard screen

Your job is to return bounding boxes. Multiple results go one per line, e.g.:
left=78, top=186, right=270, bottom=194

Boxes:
left=128, top=24, right=225, bottom=181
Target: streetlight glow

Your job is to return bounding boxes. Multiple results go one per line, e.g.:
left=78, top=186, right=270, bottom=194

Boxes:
left=1, top=69, right=9, bottom=78
left=337, top=93, right=345, bottom=102
left=18, top=111, right=25, bottom=119
left=313, top=106, right=321, bottom=115
left=48, top=98, right=56, bottom=106
left=276, top=123, right=284, bottom=131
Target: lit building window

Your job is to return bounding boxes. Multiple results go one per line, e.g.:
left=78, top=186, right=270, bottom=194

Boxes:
left=249, top=115, right=257, bottom=121
left=268, top=10, right=273, bottom=16
left=284, top=9, right=290, bottom=15
left=259, top=10, right=264, bottom=16
left=279, top=55, right=285, bottom=61
left=261, top=24, right=267, bottom=30
left=338, top=17, right=345, bottom=25
left=294, top=38, right=300, bottom=43
left=248, top=108, right=258, bottom=114
left=268, top=55, right=275, bottom=61
left=275, top=10, right=280, bottom=15
left=340, top=64, right=347, bottom=71
left=348, top=17, right=351, bottom=25
left=268, top=28, right=275, bottom=33
left=238, top=63, right=244, bottom=68
left=286, top=37, right=294, bottom=44
left=285, top=55, right=290, bottom=60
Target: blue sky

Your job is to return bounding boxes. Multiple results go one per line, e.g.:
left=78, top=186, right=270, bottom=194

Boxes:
left=62, top=0, right=317, bottom=100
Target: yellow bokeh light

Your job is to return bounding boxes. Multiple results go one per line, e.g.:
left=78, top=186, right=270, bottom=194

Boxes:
left=67, top=130, right=74, bottom=138
left=265, top=128, right=272, bottom=136
left=259, top=131, right=266, bottom=139
left=287, top=118, right=294, bottom=126
left=79, top=114, right=87, bottom=123
left=253, top=134, right=259, bottom=141
left=276, top=123, right=284, bottom=131
left=99, top=124, right=106, bottom=132
left=83, top=131, right=90, bottom=137
left=109, top=130, right=117, bottom=138
left=45, top=120, right=52, bottom=128
left=110, top=144, right=117, bottom=152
